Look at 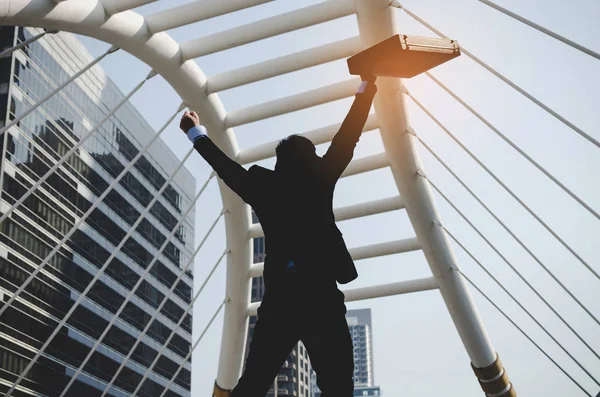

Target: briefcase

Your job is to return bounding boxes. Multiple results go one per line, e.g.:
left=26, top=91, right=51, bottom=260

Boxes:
left=347, top=34, right=461, bottom=78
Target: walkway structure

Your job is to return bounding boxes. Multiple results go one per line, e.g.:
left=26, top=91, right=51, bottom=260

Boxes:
left=0, top=0, right=598, bottom=396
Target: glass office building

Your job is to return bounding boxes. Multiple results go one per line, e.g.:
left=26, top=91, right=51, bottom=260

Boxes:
left=0, top=27, right=196, bottom=397
left=247, top=212, right=314, bottom=397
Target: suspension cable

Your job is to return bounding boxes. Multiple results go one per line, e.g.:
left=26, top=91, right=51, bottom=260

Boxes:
left=3, top=104, right=199, bottom=396
left=455, top=268, right=592, bottom=396
left=158, top=299, right=228, bottom=397
left=409, top=129, right=600, bottom=328
left=127, top=249, right=229, bottom=397
left=390, top=1, right=600, bottom=150
left=0, top=66, right=151, bottom=229
left=423, top=170, right=600, bottom=361
left=90, top=214, right=226, bottom=397
left=0, top=97, right=176, bottom=319
left=425, top=71, right=599, bottom=222
left=55, top=180, right=220, bottom=397
left=0, top=45, right=119, bottom=135
left=425, top=177, right=600, bottom=385
left=478, top=0, right=600, bottom=61
left=0, top=29, right=56, bottom=59
left=406, top=91, right=600, bottom=285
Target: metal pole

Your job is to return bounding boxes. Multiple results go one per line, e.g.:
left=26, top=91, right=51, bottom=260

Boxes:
left=478, top=0, right=600, bottom=61
left=3, top=99, right=180, bottom=396
left=0, top=29, right=47, bottom=59
left=129, top=249, right=229, bottom=397
left=392, top=2, right=599, bottom=151
left=0, top=45, right=118, bottom=135
left=352, top=1, right=514, bottom=395
left=0, top=72, right=157, bottom=319
left=159, top=299, right=227, bottom=397
left=54, top=154, right=210, bottom=397
left=94, top=211, right=224, bottom=397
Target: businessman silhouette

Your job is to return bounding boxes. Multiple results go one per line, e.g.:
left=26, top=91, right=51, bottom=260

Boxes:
left=180, top=78, right=377, bottom=397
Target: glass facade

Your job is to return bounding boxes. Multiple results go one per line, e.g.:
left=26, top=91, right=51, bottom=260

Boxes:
left=247, top=212, right=314, bottom=397
left=0, top=27, right=195, bottom=397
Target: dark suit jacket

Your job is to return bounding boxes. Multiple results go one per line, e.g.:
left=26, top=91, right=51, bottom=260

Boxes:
left=193, top=91, right=375, bottom=287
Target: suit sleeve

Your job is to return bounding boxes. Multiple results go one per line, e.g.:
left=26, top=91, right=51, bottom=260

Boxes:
left=322, top=87, right=376, bottom=183
left=192, top=137, right=255, bottom=204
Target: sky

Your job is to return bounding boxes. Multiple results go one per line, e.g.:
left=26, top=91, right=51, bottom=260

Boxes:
left=74, top=0, right=600, bottom=396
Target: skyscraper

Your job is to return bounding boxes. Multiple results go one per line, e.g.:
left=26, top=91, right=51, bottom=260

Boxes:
left=346, top=309, right=374, bottom=387
left=246, top=212, right=313, bottom=397
left=346, top=309, right=382, bottom=396
left=0, top=27, right=196, bottom=397
left=310, top=309, right=382, bottom=397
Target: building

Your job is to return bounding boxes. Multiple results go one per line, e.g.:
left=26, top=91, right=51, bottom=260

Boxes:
left=0, top=27, right=196, bottom=397
left=310, top=309, right=382, bottom=397
left=309, top=370, right=320, bottom=397
left=246, top=212, right=313, bottom=397
left=346, top=309, right=375, bottom=387
left=354, top=386, right=381, bottom=396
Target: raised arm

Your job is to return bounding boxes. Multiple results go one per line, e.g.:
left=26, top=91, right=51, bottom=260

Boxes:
left=180, top=111, right=255, bottom=204
left=322, top=79, right=377, bottom=182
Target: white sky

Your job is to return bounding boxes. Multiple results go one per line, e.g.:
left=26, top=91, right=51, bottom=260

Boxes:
left=76, top=0, right=600, bottom=396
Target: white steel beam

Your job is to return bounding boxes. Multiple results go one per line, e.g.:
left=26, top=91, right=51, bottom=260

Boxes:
left=341, top=152, right=389, bottom=178
left=353, top=0, right=498, bottom=370
left=247, top=264, right=263, bottom=279
left=0, top=2, right=250, bottom=392
left=237, top=113, right=378, bottom=164
left=226, top=78, right=361, bottom=128
left=349, top=238, right=421, bottom=260
left=248, top=195, right=404, bottom=239
left=146, top=0, right=274, bottom=34
left=343, top=276, right=438, bottom=301
left=180, top=0, right=356, bottom=60
left=249, top=237, right=421, bottom=277
left=335, top=195, right=405, bottom=221
left=248, top=276, right=438, bottom=316
left=207, top=36, right=362, bottom=93
left=102, top=0, right=158, bottom=15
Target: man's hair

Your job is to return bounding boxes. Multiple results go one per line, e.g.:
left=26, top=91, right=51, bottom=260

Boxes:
left=275, top=135, right=316, bottom=161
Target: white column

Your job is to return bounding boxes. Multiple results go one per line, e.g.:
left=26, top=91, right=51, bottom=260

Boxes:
left=352, top=0, right=497, bottom=370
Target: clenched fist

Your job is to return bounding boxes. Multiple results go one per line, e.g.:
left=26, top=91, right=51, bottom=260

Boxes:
left=180, top=111, right=200, bottom=134
left=356, top=76, right=377, bottom=98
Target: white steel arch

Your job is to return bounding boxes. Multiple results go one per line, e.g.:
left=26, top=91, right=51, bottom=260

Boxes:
left=0, top=0, right=254, bottom=392
left=0, top=1, right=525, bottom=396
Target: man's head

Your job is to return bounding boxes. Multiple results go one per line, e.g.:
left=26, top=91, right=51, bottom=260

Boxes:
left=275, top=135, right=318, bottom=172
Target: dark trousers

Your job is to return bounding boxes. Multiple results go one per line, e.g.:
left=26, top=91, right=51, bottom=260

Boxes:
left=231, top=291, right=354, bottom=397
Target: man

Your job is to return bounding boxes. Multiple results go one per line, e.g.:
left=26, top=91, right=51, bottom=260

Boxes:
left=180, top=77, right=377, bottom=396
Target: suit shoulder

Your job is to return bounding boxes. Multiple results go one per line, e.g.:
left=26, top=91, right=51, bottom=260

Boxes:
left=248, top=165, right=273, bottom=178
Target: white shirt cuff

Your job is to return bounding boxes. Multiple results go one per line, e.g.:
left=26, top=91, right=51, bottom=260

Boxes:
left=356, top=81, right=369, bottom=94
left=187, top=125, right=208, bottom=143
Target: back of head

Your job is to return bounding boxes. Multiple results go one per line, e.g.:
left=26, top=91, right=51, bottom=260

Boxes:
left=275, top=135, right=318, bottom=174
